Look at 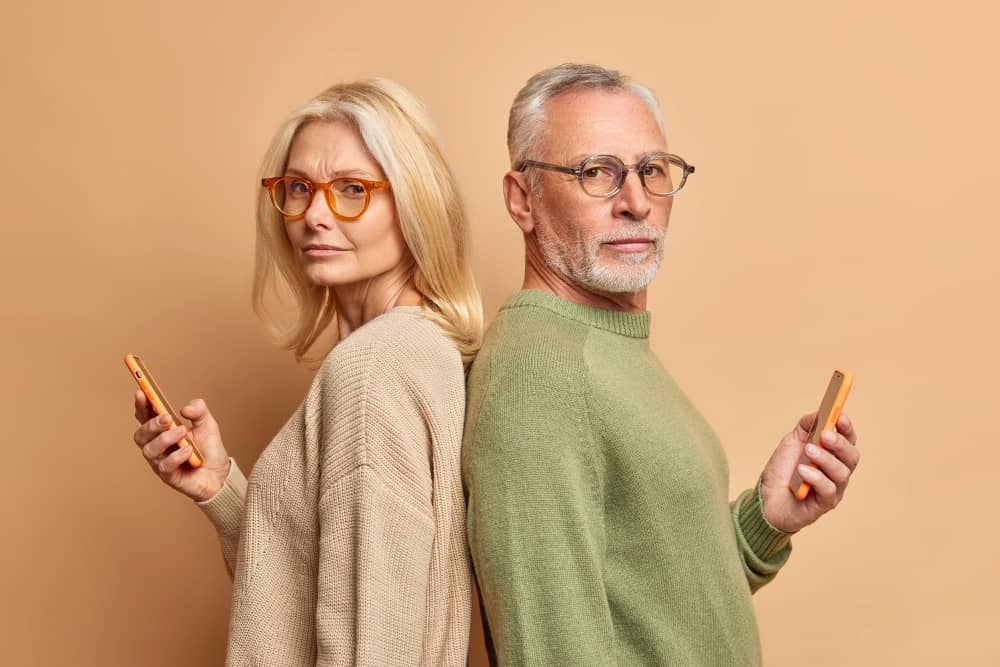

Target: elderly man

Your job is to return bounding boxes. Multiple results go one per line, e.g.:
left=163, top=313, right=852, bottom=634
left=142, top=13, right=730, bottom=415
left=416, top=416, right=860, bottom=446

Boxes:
left=462, top=63, right=860, bottom=665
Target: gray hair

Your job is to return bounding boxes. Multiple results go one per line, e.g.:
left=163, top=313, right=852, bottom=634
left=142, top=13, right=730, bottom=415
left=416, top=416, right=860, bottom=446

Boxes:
left=507, top=63, right=665, bottom=174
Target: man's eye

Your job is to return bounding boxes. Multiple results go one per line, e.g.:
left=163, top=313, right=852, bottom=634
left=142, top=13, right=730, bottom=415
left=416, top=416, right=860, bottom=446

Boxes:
left=583, top=167, right=614, bottom=179
left=643, top=164, right=665, bottom=177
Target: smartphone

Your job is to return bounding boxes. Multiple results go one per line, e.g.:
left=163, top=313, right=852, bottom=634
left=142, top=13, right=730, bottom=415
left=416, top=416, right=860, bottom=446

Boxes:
left=789, top=369, right=853, bottom=500
left=124, top=354, right=204, bottom=468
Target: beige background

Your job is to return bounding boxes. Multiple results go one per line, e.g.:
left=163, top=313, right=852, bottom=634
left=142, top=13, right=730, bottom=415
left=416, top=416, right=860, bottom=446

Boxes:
left=2, top=0, right=997, bottom=664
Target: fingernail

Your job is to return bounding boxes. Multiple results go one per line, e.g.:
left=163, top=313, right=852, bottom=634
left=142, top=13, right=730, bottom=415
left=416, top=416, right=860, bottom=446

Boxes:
left=158, top=415, right=170, bottom=426
left=821, top=430, right=836, bottom=445
left=806, top=444, right=821, bottom=457
left=798, top=464, right=813, bottom=476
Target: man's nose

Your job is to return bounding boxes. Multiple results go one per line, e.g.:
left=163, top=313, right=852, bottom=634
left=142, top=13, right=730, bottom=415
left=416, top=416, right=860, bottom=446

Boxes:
left=613, top=169, right=652, bottom=221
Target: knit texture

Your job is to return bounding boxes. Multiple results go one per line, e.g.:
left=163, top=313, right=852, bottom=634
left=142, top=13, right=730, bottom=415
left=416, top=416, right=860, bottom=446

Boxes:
left=462, top=290, right=793, bottom=666
left=198, top=307, right=471, bottom=666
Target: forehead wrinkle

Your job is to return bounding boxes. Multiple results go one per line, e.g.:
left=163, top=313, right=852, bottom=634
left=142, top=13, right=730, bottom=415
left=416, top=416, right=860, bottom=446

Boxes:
left=285, top=164, right=380, bottom=180
left=286, top=122, right=384, bottom=180
left=285, top=146, right=380, bottom=180
left=539, top=90, right=667, bottom=164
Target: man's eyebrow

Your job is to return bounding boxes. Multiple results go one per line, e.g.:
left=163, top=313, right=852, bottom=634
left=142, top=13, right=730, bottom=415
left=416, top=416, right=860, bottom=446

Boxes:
left=562, top=151, right=668, bottom=166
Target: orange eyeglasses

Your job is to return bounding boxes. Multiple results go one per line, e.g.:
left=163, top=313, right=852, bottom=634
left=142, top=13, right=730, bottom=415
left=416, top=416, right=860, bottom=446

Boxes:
left=261, top=176, right=390, bottom=222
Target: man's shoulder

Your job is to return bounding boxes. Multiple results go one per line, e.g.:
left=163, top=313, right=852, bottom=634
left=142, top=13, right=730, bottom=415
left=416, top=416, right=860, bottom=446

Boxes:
left=472, top=296, right=591, bottom=384
left=462, top=295, right=598, bottom=474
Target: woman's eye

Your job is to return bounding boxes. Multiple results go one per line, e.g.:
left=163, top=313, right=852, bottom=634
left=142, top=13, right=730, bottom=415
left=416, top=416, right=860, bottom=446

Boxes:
left=288, top=180, right=310, bottom=196
left=336, top=181, right=367, bottom=197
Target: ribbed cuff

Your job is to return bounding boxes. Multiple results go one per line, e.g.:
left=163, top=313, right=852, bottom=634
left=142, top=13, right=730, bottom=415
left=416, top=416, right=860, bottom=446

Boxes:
left=196, top=458, right=247, bottom=534
left=736, top=482, right=793, bottom=561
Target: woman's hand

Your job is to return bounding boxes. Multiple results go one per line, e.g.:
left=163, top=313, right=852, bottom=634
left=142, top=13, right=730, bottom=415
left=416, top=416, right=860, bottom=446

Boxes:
left=132, top=391, right=231, bottom=502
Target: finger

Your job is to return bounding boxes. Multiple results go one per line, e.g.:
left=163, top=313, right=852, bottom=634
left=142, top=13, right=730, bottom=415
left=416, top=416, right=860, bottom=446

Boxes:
left=182, top=399, right=219, bottom=434
left=797, top=464, right=837, bottom=506
left=822, top=428, right=861, bottom=471
left=158, top=444, right=193, bottom=476
left=133, top=413, right=174, bottom=448
left=836, top=412, right=858, bottom=446
left=794, top=412, right=819, bottom=441
left=142, top=426, right=187, bottom=461
left=133, top=390, right=157, bottom=424
left=805, top=440, right=851, bottom=486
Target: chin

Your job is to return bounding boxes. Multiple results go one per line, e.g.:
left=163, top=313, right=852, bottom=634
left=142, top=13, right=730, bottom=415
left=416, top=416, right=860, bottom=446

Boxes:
left=582, top=258, right=662, bottom=293
left=300, top=264, right=354, bottom=287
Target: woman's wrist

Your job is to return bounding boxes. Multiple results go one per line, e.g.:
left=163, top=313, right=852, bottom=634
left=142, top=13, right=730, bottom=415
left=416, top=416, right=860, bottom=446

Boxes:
left=195, top=458, right=232, bottom=503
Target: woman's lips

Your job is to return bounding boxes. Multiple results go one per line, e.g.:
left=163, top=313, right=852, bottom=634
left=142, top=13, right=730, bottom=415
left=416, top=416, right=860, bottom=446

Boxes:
left=304, top=244, right=349, bottom=256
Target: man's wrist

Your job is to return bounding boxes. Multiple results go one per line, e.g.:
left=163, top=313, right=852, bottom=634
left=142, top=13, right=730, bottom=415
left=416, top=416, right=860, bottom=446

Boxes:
left=737, top=483, right=794, bottom=561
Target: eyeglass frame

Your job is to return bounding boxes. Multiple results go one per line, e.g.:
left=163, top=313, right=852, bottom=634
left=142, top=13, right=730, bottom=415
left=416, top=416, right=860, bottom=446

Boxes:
left=261, top=175, right=391, bottom=222
left=516, top=152, right=695, bottom=198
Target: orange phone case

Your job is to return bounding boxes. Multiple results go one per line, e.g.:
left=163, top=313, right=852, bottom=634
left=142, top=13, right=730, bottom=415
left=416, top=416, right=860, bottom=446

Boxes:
left=789, top=369, right=853, bottom=500
left=124, top=354, right=204, bottom=468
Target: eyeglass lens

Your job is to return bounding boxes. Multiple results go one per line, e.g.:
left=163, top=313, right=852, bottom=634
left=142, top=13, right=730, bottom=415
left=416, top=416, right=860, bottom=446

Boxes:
left=580, top=156, right=686, bottom=197
left=270, top=177, right=370, bottom=218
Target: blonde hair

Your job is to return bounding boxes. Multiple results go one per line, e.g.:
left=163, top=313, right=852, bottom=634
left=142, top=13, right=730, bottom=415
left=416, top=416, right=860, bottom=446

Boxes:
left=253, top=79, right=482, bottom=366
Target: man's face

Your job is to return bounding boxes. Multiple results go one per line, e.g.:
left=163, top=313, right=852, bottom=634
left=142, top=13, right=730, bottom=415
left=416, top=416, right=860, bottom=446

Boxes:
left=530, top=89, right=673, bottom=294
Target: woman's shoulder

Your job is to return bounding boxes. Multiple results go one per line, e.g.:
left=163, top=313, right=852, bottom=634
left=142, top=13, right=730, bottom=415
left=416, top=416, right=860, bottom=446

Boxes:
left=319, top=307, right=461, bottom=387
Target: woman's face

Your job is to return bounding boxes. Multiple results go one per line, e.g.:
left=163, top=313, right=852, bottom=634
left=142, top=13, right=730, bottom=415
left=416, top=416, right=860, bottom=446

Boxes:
left=282, top=120, right=410, bottom=288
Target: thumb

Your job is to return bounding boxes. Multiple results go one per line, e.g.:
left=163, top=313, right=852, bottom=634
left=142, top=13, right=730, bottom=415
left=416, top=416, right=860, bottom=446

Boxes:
left=181, top=398, right=215, bottom=429
left=794, top=411, right=818, bottom=441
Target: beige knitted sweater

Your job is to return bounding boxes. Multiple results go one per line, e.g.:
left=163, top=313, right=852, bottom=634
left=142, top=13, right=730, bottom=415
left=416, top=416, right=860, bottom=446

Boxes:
left=197, top=307, right=471, bottom=666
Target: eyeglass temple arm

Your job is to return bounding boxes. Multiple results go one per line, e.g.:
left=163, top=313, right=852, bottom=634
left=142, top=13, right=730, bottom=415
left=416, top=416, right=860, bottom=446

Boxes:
left=667, top=155, right=696, bottom=175
left=516, top=160, right=580, bottom=176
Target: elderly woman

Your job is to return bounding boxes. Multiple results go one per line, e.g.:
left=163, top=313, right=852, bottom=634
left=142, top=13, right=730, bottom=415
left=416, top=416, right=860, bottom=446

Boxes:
left=131, top=79, right=482, bottom=665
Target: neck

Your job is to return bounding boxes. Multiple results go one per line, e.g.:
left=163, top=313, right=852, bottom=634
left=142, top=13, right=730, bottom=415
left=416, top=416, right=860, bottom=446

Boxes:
left=521, top=239, right=647, bottom=313
left=333, top=260, right=423, bottom=341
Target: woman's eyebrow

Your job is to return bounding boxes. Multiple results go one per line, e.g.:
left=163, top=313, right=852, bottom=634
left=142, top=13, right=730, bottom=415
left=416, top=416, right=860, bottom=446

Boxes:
left=283, top=166, right=379, bottom=179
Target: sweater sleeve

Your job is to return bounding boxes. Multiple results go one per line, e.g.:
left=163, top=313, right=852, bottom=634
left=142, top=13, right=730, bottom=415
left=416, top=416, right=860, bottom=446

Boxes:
left=730, top=482, right=793, bottom=592
left=314, top=340, right=439, bottom=666
left=196, top=458, right=248, bottom=579
left=464, top=346, right=615, bottom=665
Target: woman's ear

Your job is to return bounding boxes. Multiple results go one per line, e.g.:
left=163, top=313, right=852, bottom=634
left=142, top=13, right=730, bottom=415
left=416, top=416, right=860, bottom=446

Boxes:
left=503, top=170, right=535, bottom=234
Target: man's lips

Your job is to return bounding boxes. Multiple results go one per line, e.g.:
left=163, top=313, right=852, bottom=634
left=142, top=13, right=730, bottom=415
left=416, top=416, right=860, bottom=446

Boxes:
left=603, top=238, right=655, bottom=252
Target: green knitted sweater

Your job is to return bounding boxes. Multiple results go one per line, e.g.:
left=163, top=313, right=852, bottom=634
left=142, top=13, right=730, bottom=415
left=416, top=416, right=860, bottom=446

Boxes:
left=463, top=290, right=793, bottom=666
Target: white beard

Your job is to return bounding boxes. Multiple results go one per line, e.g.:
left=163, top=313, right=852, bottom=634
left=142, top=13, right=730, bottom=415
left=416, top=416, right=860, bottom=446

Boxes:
left=535, top=221, right=665, bottom=294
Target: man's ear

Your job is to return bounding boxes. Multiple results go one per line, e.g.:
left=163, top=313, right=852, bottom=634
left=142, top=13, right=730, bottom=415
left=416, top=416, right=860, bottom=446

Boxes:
left=503, top=170, right=535, bottom=234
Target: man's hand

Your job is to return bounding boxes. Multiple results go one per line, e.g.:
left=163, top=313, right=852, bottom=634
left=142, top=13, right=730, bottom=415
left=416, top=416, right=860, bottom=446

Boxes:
left=759, top=412, right=860, bottom=533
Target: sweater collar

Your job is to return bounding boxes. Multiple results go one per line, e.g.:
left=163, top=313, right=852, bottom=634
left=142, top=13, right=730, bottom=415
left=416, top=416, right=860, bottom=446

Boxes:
left=501, top=289, right=651, bottom=339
